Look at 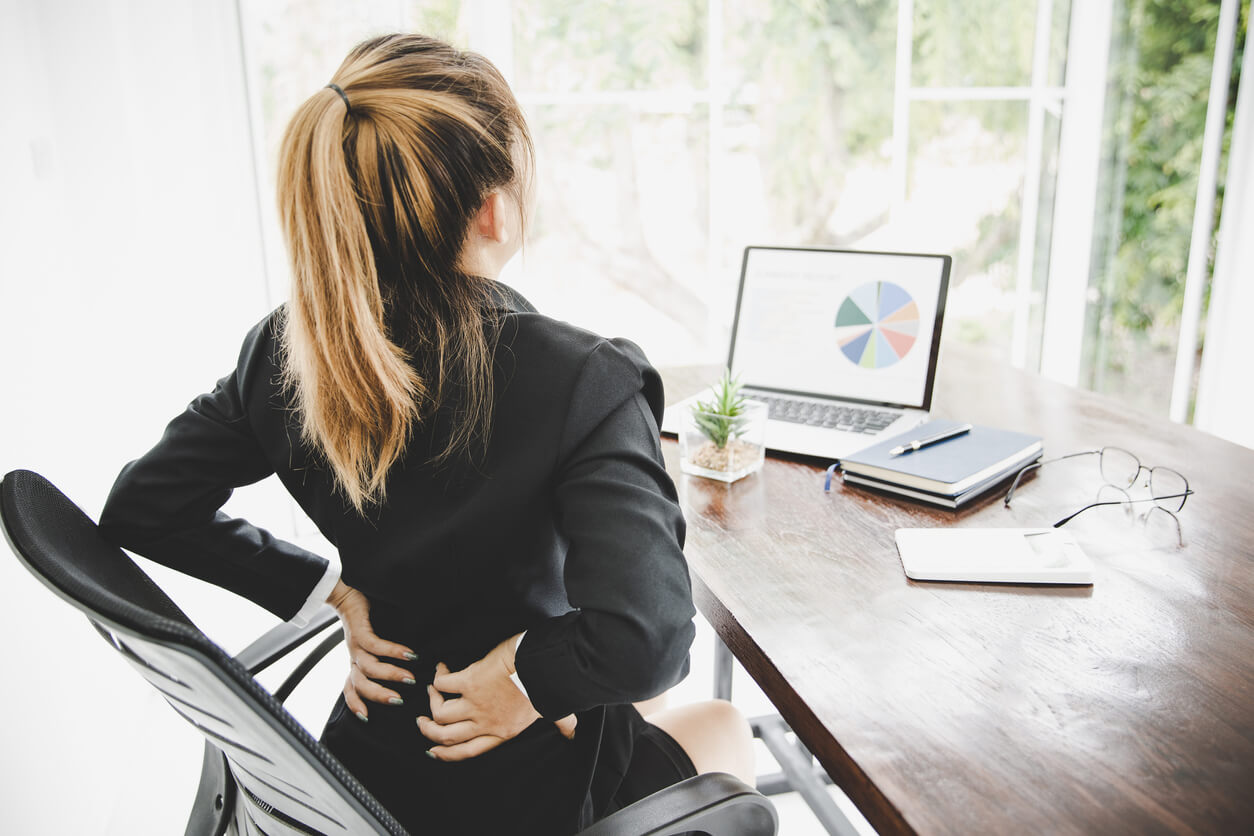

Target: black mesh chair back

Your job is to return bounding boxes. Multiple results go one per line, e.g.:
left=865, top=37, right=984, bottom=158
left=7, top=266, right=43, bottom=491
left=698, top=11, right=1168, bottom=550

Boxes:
left=2, top=469, right=778, bottom=836
left=1, top=469, right=405, bottom=835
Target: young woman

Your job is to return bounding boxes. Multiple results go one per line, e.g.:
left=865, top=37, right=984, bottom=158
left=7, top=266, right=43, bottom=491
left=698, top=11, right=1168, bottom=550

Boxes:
left=99, top=33, right=752, bottom=834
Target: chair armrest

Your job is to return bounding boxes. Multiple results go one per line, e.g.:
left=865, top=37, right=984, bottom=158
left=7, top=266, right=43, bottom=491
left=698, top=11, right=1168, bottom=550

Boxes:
left=577, top=772, right=778, bottom=836
left=234, top=605, right=339, bottom=674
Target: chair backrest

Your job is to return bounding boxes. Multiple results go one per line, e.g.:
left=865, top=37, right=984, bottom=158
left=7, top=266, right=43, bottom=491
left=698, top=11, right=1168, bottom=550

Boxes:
left=1, top=470, right=407, bottom=836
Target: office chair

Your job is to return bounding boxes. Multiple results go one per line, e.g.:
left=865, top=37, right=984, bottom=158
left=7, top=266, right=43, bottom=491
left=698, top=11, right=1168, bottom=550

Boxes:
left=1, top=470, right=778, bottom=836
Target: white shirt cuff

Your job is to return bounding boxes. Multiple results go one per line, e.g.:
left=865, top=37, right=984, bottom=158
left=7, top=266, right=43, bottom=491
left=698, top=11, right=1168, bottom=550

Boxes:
left=510, top=631, right=528, bottom=698
left=288, top=559, right=341, bottom=627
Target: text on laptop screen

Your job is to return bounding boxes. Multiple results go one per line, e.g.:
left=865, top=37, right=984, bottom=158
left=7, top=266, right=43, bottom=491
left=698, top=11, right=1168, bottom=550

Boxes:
left=729, top=247, right=949, bottom=409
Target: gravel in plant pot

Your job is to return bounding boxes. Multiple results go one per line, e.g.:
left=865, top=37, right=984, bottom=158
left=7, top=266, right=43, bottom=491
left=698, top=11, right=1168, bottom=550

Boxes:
left=679, top=370, right=767, bottom=483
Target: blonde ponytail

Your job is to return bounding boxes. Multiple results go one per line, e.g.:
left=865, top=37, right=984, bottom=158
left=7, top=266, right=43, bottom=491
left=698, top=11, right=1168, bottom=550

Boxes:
left=276, top=35, right=532, bottom=513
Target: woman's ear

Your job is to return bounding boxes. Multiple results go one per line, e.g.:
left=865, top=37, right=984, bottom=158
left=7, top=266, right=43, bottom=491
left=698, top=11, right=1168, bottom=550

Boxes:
left=472, top=191, right=511, bottom=245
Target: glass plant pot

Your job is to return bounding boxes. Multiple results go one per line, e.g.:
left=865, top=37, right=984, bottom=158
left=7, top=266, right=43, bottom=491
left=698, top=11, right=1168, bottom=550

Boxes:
left=679, top=399, right=768, bottom=483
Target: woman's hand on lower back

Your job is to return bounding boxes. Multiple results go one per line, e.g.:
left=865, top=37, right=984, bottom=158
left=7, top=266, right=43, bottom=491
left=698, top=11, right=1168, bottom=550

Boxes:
left=418, top=633, right=576, bottom=761
left=326, top=580, right=417, bottom=722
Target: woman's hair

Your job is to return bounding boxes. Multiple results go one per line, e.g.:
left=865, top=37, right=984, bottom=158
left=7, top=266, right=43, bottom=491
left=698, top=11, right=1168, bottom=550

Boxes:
left=276, top=34, right=532, bottom=513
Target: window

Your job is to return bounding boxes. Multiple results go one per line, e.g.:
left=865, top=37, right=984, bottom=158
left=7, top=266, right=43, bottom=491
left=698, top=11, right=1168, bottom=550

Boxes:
left=1084, top=0, right=1247, bottom=419
left=240, top=0, right=1245, bottom=425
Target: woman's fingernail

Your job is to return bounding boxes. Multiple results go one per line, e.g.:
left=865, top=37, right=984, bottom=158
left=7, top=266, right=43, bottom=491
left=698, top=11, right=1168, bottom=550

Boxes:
left=403, top=677, right=417, bottom=686
left=355, top=712, right=369, bottom=723
left=388, top=697, right=404, bottom=706
left=424, top=749, right=437, bottom=760
left=403, top=652, right=419, bottom=661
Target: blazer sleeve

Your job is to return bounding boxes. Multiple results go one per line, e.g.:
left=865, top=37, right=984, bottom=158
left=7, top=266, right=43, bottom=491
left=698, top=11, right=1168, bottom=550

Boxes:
left=513, top=339, right=696, bottom=718
left=98, top=316, right=331, bottom=621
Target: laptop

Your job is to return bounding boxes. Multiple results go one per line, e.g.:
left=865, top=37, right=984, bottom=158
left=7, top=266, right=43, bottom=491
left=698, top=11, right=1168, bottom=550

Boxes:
left=662, top=246, right=951, bottom=461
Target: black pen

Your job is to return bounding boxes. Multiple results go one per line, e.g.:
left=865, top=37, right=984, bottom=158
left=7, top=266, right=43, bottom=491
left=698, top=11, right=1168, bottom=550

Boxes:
left=889, top=423, right=973, bottom=457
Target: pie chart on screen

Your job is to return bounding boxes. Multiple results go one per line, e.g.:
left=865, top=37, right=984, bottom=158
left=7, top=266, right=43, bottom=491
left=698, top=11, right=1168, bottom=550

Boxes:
left=833, top=281, right=920, bottom=368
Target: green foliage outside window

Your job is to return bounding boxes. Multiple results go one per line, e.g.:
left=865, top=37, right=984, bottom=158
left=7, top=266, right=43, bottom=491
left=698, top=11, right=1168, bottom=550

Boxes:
left=1087, top=0, right=1247, bottom=411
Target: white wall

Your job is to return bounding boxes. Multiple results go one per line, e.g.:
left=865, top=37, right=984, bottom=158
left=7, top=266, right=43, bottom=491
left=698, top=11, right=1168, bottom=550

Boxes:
left=0, top=1, right=332, bottom=832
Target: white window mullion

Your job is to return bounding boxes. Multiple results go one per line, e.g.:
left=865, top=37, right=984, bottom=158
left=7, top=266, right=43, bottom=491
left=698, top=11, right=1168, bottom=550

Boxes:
left=1194, top=0, right=1253, bottom=449
left=233, top=0, right=280, bottom=310
left=1038, top=0, right=1113, bottom=386
left=908, top=86, right=1064, bottom=101
left=516, top=90, right=709, bottom=108
left=707, top=0, right=726, bottom=350
left=467, top=0, right=514, bottom=85
left=1011, top=0, right=1057, bottom=369
left=890, top=0, right=914, bottom=217
left=1168, top=0, right=1241, bottom=423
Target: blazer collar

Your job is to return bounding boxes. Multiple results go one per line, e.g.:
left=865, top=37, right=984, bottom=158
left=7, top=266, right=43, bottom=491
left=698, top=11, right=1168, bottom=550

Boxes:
left=485, top=280, right=538, bottom=315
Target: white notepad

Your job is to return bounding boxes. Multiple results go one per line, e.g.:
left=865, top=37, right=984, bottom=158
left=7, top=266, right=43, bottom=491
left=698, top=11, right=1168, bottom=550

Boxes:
left=895, top=528, right=1094, bottom=585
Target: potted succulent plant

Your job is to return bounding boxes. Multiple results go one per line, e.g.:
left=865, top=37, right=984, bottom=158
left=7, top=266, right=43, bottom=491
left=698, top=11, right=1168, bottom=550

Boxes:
left=679, top=370, right=767, bottom=483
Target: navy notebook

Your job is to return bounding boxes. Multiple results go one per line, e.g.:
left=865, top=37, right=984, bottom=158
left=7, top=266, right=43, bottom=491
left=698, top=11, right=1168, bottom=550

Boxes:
left=839, top=419, right=1043, bottom=496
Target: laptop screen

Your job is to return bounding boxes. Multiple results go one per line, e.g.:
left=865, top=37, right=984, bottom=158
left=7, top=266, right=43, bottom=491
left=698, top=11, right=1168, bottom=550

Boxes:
left=728, top=247, right=951, bottom=410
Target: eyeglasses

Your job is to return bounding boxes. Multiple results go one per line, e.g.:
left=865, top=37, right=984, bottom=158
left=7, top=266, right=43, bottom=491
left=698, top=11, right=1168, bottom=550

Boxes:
left=1004, top=447, right=1193, bottom=529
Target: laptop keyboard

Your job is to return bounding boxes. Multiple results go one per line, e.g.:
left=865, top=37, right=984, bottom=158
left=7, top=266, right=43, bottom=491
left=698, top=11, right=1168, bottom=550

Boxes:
left=754, top=395, right=899, bottom=434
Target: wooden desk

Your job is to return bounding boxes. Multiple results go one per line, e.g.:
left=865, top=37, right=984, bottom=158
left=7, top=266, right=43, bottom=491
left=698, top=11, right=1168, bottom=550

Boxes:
left=662, top=345, right=1254, bottom=835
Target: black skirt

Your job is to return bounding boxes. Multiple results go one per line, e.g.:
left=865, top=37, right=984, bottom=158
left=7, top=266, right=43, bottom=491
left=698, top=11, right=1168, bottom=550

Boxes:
left=321, top=682, right=697, bottom=835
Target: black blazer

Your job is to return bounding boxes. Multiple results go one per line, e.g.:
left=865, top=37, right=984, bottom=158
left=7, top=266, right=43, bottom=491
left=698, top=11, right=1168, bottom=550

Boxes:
left=100, top=285, right=697, bottom=832
left=99, top=285, right=696, bottom=832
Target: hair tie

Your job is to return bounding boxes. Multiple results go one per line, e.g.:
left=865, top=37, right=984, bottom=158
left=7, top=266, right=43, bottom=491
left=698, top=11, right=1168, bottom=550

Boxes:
left=326, top=82, right=352, bottom=113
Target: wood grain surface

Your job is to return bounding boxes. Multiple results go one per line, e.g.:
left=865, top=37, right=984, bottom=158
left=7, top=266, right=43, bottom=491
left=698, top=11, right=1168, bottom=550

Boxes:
left=661, top=344, right=1254, bottom=835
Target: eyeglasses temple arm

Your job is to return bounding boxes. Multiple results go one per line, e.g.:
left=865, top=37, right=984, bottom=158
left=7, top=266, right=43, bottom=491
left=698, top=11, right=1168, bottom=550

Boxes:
left=1053, top=499, right=1124, bottom=528
left=1004, top=462, right=1041, bottom=506
left=1053, top=490, right=1195, bottom=528
left=1004, top=450, right=1102, bottom=508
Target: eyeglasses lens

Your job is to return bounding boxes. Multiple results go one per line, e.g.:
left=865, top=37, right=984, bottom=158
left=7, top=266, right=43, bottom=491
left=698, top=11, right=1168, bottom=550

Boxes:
left=1150, top=467, right=1189, bottom=512
left=1095, top=483, right=1132, bottom=512
left=1099, top=447, right=1141, bottom=488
